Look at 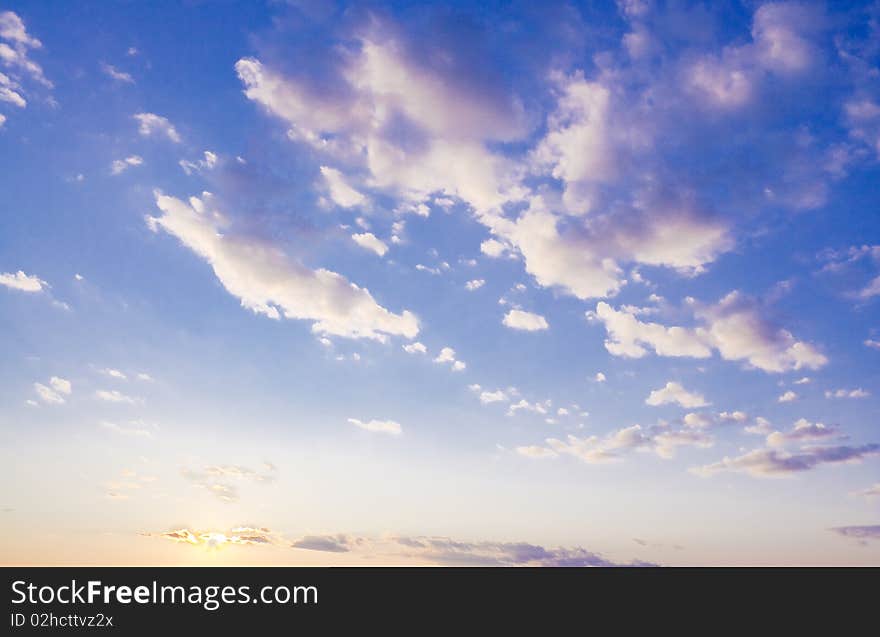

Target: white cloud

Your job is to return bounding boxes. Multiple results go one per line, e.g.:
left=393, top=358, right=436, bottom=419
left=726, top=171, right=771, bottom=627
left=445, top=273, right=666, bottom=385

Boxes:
left=0, top=11, right=51, bottom=88
left=593, top=301, right=712, bottom=359
left=0, top=270, right=46, bottom=292
left=480, top=239, right=508, bottom=258
left=402, top=342, right=426, bottom=354
left=865, top=339, right=880, bottom=350
left=403, top=341, right=428, bottom=354
left=147, top=192, right=418, bottom=341
left=645, top=381, right=710, bottom=408
left=110, top=155, right=143, bottom=175
left=434, top=347, right=456, bottom=363
left=351, top=232, right=388, bottom=257
left=592, top=292, right=828, bottom=372
left=321, top=166, right=366, bottom=208
left=433, top=346, right=466, bottom=371
left=347, top=417, right=402, bottom=435
left=766, top=418, right=842, bottom=447
left=465, top=279, right=485, bottom=291
left=524, top=422, right=712, bottom=464
left=594, top=372, right=606, bottom=383
left=479, top=390, right=508, bottom=404
left=33, top=376, right=71, bottom=405
left=0, top=71, right=25, bottom=107
left=100, top=368, right=127, bottom=380
left=95, top=389, right=138, bottom=404
left=180, top=151, right=218, bottom=175
left=793, top=377, right=811, bottom=385
left=136, top=372, right=153, bottom=382
left=50, top=376, right=72, bottom=395
left=502, top=309, right=549, bottom=331
left=134, top=112, right=181, bottom=143
left=825, top=388, right=869, bottom=399
left=777, top=390, right=798, bottom=403
left=100, top=62, right=134, bottom=84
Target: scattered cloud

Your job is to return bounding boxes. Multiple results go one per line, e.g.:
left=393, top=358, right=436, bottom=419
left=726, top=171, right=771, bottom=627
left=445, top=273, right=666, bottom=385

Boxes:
left=351, top=232, right=388, bottom=257
left=646, top=381, right=710, bottom=408
left=402, top=341, right=426, bottom=354
left=133, top=112, right=181, bottom=142
left=465, top=279, right=485, bottom=291
left=100, top=62, right=134, bottom=84
left=95, top=389, right=138, bottom=404
left=778, top=390, right=798, bottom=403
left=825, top=388, right=869, bottom=399
left=0, top=270, right=46, bottom=292
left=347, top=417, right=402, bottom=435
left=182, top=463, right=277, bottom=503
left=179, top=151, right=217, bottom=175
left=433, top=346, right=466, bottom=371
left=147, top=192, right=419, bottom=341
left=101, top=420, right=155, bottom=438
left=502, top=309, right=549, bottom=331
left=33, top=376, right=72, bottom=404
left=320, top=166, right=366, bottom=208
left=766, top=419, right=844, bottom=447
left=110, top=155, right=143, bottom=175
left=592, top=292, right=827, bottom=373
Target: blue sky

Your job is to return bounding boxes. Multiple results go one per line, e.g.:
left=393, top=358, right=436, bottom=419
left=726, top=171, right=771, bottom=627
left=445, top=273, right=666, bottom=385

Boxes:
left=1, top=0, right=879, bottom=565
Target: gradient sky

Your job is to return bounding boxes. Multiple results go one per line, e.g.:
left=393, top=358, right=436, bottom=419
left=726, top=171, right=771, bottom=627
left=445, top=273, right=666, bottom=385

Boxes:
left=1, top=0, right=879, bottom=566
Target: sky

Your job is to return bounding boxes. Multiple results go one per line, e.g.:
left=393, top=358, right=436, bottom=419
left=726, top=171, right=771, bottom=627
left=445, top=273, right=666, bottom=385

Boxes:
left=0, top=0, right=879, bottom=566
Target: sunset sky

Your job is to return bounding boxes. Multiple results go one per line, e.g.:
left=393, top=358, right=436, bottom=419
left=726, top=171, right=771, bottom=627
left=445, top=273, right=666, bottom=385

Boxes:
left=1, top=0, right=879, bottom=566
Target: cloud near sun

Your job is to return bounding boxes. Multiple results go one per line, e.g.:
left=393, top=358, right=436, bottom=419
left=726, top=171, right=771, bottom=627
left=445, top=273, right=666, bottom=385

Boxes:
left=2, top=0, right=880, bottom=566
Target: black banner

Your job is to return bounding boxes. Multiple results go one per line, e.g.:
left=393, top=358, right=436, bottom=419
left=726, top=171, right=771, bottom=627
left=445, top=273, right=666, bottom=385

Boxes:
left=3, top=567, right=877, bottom=633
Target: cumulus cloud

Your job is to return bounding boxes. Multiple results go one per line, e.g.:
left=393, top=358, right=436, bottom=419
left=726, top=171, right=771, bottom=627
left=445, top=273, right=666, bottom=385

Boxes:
left=645, top=381, right=709, bottom=408
left=347, top=417, right=402, bottom=435
left=402, top=341, right=426, bottom=354
left=134, top=112, right=181, bottom=143
left=147, top=192, right=418, bottom=341
left=351, top=232, right=388, bottom=257
left=465, top=279, right=485, bottom=291
left=778, top=390, right=798, bottom=403
left=433, top=346, right=466, bottom=371
left=502, top=308, right=549, bottom=331
left=592, top=292, right=827, bottom=372
left=692, top=443, right=880, bottom=478
left=0, top=270, right=46, bottom=292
